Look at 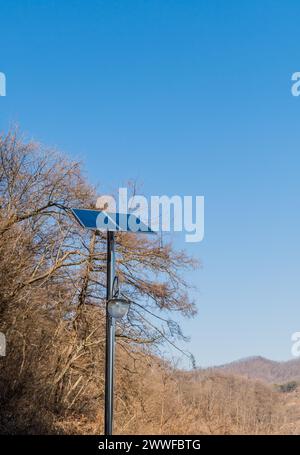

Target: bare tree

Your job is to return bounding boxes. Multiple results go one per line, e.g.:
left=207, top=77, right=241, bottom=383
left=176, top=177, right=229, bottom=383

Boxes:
left=0, top=129, right=197, bottom=434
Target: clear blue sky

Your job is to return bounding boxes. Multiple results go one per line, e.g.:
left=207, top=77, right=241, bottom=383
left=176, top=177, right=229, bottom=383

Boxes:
left=1, top=0, right=300, bottom=366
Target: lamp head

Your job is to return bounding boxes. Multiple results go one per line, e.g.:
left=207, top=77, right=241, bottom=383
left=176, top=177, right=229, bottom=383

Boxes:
left=107, top=297, right=130, bottom=319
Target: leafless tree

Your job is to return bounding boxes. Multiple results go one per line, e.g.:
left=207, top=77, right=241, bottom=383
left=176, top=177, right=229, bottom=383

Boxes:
left=0, top=129, right=197, bottom=434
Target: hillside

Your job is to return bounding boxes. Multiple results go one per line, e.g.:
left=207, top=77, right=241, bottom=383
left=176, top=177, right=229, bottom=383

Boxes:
left=210, top=356, right=300, bottom=384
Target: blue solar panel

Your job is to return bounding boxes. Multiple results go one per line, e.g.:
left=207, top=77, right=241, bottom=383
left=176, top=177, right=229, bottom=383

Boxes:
left=71, top=208, right=154, bottom=233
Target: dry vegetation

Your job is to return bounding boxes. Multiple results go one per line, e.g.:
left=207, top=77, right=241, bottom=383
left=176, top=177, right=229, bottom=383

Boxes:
left=0, top=130, right=297, bottom=435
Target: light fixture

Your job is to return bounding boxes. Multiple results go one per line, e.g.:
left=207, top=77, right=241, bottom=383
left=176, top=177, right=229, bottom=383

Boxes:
left=107, top=297, right=130, bottom=319
left=107, top=276, right=130, bottom=319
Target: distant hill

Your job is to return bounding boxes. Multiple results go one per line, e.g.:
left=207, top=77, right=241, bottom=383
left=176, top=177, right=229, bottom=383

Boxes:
left=210, top=356, right=300, bottom=384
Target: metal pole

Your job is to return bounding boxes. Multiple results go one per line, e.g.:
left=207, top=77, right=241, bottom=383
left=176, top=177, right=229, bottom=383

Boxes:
left=105, top=230, right=115, bottom=435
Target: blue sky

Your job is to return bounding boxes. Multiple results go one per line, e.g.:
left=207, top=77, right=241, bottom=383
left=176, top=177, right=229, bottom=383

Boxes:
left=1, top=0, right=300, bottom=366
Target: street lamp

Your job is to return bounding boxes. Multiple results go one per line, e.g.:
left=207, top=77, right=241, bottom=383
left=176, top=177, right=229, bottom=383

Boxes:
left=69, top=208, right=153, bottom=436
